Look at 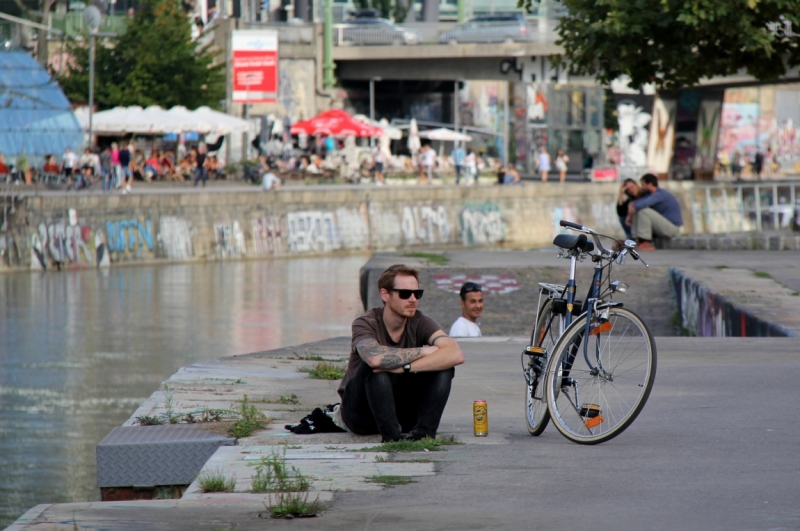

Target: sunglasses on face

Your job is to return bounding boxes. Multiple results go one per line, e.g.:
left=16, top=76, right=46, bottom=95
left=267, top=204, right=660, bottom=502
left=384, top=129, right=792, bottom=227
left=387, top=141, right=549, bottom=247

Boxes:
left=388, top=288, right=424, bottom=300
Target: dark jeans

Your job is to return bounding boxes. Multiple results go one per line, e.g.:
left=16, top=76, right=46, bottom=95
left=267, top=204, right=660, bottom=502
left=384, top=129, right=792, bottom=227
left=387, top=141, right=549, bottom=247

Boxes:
left=341, top=360, right=454, bottom=442
left=455, top=164, right=462, bottom=184
left=194, top=167, right=207, bottom=186
left=619, top=215, right=633, bottom=241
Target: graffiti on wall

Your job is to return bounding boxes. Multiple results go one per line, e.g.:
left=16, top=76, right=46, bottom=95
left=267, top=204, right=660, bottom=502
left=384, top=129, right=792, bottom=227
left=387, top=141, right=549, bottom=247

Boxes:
left=214, top=221, right=246, bottom=258
left=38, top=221, right=94, bottom=265
left=106, top=219, right=153, bottom=254
left=335, top=206, right=370, bottom=250
left=252, top=216, right=284, bottom=256
left=461, top=204, right=504, bottom=245
left=368, top=205, right=402, bottom=248
left=158, top=216, right=194, bottom=260
left=402, top=205, right=451, bottom=246
left=0, top=234, right=21, bottom=268
left=434, top=273, right=520, bottom=295
left=670, top=268, right=791, bottom=338
left=286, top=211, right=339, bottom=253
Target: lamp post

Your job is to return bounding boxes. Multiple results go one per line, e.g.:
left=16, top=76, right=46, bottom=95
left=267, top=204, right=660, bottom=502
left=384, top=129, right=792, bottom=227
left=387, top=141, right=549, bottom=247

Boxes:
left=369, top=76, right=381, bottom=147
left=323, top=0, right=335, bottom=89
left=88, top=30, right=96, bottom=146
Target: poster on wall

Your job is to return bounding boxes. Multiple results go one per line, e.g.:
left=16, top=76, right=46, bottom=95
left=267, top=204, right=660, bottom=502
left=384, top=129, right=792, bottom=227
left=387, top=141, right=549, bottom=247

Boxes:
left=693, top=100, right=722, bottom=170
left=613, top=95, right=653, bottom=169
left=232, top=30, right=279, bottom=103
left=646, top=96, right=677, bottom=174
left=526, top=83, right=548, bottom=125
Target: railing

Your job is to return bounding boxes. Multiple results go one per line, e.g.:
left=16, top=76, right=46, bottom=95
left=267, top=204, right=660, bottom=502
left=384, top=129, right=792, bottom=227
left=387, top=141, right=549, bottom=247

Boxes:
left=333, top=19, right=557, bottom=46
left=690, top=181, right=800, bottom=233
left=47, top=13, right=129, bottom=37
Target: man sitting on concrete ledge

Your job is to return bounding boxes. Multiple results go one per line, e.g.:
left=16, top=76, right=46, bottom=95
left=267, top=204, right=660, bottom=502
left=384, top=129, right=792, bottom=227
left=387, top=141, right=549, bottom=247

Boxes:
left=627, top=173, right=683, bottom=251
left=340, top=264, right=465, bottom=443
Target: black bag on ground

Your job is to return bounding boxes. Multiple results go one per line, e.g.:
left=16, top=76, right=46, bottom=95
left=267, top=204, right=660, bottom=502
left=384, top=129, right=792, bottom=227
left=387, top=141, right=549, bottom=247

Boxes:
left=285, top=404, right=346, bottom=434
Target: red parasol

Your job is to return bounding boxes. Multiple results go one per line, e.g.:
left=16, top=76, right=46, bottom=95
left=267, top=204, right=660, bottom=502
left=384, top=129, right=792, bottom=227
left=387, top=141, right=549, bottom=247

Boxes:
left=290, top=109, right=383, bottom=138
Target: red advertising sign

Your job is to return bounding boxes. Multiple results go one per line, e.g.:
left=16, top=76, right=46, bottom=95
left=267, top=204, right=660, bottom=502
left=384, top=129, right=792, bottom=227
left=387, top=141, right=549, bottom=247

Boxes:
left=231, top=30, right=278, bottom=103
left=592, top=167, right=619, bottom=182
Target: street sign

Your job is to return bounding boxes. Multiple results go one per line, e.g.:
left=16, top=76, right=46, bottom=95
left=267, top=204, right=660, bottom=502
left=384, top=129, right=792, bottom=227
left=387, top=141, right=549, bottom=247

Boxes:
left=231, top=30, right=278, bottom=104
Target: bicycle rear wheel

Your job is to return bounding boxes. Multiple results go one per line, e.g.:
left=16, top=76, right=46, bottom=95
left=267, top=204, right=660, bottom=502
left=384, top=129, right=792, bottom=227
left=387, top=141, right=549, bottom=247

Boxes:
left=544, top=307, right=656, bottom=444
left=525, top=299, right=561, bottom=436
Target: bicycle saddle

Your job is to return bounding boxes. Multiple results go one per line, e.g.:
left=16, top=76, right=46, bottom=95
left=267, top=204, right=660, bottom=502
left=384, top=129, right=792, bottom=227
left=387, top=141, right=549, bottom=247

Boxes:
left=553, top=233, right=595, bottom=253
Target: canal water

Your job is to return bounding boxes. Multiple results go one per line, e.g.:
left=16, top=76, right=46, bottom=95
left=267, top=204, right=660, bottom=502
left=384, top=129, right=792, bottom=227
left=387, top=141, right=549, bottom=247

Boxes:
left=0, top=255, right=367, bottom=528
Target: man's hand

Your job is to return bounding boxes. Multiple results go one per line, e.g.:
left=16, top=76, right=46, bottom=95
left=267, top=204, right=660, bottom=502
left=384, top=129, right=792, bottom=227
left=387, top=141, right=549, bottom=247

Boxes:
left=356, top=338, right=428, bottom=370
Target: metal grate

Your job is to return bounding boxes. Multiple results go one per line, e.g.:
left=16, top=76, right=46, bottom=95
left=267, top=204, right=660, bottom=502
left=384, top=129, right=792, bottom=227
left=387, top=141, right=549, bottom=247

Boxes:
left=97, top=425, right=235, bottom=488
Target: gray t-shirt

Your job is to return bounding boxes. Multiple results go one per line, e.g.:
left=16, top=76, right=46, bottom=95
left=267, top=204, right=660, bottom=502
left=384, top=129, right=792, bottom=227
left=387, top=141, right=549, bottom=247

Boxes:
left=339, top=307, right=441, bottom=400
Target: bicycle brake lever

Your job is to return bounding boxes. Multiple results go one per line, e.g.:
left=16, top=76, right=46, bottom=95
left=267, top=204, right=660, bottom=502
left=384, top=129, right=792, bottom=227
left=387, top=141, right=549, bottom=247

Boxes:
left=629, top=249, right=649, bottom=268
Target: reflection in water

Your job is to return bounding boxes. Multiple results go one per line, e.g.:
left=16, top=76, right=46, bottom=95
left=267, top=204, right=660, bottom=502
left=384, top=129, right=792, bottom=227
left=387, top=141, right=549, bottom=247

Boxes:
left=0, top=256, right=367, bottom=527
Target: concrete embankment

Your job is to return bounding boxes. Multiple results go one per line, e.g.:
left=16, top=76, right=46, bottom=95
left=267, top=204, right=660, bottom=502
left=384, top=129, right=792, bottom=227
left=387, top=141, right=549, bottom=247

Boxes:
left=0, top=182, right=694, bottom=272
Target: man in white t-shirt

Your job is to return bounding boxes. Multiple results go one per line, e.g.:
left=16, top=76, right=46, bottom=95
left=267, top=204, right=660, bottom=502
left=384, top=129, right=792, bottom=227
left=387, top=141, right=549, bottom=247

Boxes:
left=449, top=281, right=483, bottom=337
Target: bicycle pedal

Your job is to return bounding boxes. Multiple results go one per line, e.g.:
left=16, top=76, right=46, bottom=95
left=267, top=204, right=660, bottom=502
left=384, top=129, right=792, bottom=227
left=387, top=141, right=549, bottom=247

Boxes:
left=523, top=346, right=547, bottom=358
left=579, top=403, right=601, bottom=418
left=584, top=415, right=604, bottom=429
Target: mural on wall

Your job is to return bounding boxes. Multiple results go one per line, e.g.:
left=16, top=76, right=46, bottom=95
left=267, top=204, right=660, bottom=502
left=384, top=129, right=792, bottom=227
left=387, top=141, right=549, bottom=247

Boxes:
left=0, top=234, right=21, bottom=268
left=694, top=100, right=722, bottom=171
left=401, top=205, right=452, bottom=246
left=616, top=99, right=652, bottom=168
left=252, top=216, right=284, bottom=256
left=106, top=219, right=153, bottom=254
left=434, top=273, right=520, bottom=295
left=214, top=221, right=246, bottom=258
left=461, top=204, right=504, bottom=245
left=286, top=210, right=339, bottom=253
left=158, top=216, right=194, bottom=260
left=39, top=220, right=94, bottom=265
left=647, top=96, right=677, bottom=174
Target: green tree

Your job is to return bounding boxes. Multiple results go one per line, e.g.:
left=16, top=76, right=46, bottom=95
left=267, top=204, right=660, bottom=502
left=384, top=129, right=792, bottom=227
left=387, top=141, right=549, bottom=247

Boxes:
left=520, top=0, right=800, bottom=90
left=58, top=0, right=225, bottom=109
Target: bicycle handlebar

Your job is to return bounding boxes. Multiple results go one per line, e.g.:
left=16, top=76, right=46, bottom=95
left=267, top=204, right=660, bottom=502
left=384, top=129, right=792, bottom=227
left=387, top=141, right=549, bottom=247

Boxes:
left=559, top=220, right=583, bottom=230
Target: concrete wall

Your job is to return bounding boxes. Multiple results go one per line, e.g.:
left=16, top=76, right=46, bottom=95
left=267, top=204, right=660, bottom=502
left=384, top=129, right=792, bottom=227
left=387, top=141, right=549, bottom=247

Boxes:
left=0, top=182, right=693, bottom=272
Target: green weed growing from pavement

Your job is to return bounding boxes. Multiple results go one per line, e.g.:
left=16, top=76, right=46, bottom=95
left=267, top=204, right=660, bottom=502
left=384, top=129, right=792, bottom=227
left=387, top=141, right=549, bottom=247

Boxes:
left=162, top=385, right=180, bottom=424
left=135, top=415, right=164, bottom=426
left=250, top=449, right=313, bottom=493
left=264, top=492, right=324, bottom=519
left=228, top=395, right=270, bottom=438
left=260, top=394, right=300, bottom=405
left=299, top=362, right=344, bottom=380
left=198, top=469, right=236, bottom=492
left=365, top=475, right=416, bottom=486
left=360, top=435, right=462, bottom=453
left=753, top=271, right=772, bottom=279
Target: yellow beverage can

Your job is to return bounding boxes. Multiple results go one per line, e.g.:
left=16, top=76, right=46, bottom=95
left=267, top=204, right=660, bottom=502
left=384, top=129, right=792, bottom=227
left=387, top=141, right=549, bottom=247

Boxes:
left=473, top=400, right=488, bottom=437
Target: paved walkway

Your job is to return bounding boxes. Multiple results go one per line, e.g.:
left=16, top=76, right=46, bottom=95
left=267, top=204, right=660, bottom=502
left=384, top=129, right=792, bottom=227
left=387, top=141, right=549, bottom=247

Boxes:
left=9, top=336, right=800, bottom=531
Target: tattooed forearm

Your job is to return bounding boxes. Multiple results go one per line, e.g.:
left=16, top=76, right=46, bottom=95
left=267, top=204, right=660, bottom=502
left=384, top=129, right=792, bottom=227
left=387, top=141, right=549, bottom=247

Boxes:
left=356, top=339, right=423, bottom=369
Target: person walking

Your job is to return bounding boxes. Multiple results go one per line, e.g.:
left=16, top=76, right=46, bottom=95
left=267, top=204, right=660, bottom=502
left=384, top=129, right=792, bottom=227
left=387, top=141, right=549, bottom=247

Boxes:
left=754, top=148, right=764, bottom=180
left=119, top=143, right=133, bottom=193
left=193, top=144, right=208, bottom=187
left=555, top=149, right=569, bottom=183
left=110, top=142, right=121, bottom=189
left=452, top=144, right=466, bottom=185
left=464, top=148, right=477, bottom=186
left=60, top=147, right=76, bottom=188
left=537, top=146, right=551, bottom=182
left=372, top=145, right=385, bottom=186
left=100, top=146, right=113, bottom=192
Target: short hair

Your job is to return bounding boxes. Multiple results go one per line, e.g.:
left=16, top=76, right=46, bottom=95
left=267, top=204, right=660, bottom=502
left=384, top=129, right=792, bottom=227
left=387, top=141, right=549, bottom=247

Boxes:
left=641, top=173, right=659, bottom=187
left=378, top=264, right=419, bottom=293
left=459, top=281, right=482, bottom=301
left=623, top=178, right=636, bottom=186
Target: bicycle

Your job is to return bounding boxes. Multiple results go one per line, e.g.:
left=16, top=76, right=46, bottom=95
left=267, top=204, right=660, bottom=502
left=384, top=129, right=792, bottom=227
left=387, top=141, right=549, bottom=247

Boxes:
left=523, top=220, right=657, bottom=444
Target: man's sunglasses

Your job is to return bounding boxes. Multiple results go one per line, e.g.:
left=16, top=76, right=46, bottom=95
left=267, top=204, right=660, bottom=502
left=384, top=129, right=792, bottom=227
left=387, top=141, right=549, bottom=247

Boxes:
left=388, top=288, right=424, bottom=300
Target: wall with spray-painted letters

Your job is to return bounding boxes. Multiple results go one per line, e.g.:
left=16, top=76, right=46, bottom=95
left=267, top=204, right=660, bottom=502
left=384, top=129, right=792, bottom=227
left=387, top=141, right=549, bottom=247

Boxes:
left=0, top=182, right=693, bottom=272
left=669, top=268, right=792, bottom=337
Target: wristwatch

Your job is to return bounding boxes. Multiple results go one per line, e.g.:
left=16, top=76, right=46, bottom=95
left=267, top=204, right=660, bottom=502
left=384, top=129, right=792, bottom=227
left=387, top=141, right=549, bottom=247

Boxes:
left=403, top=363, right=411, bottom=373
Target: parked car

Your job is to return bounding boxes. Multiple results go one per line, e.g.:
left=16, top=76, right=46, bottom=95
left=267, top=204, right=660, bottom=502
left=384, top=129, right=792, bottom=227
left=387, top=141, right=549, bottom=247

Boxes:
left=339, top=17, right=421, bottom=45
left=439, top=13, right=531, bottom=44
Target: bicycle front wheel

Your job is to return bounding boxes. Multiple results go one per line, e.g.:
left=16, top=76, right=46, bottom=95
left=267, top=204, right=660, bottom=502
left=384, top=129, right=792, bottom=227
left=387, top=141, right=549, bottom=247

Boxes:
left=525, top=299, right=561, bottom=436
left=545, top=307, right=656, bottom=444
